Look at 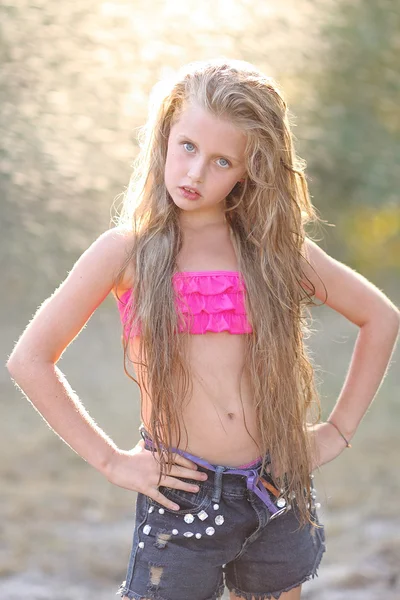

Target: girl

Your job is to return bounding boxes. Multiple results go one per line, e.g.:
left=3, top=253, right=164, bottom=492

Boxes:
left=7, top=58, right=399, bottom=600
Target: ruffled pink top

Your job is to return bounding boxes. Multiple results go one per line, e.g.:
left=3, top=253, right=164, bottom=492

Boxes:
left=116, top=270, right=253, bottom=337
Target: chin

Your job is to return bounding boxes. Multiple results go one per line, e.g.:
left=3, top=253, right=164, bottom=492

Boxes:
left=169, top=188, right=199, bottom=210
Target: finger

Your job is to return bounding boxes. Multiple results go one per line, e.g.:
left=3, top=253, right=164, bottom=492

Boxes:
left=167, top=452, right=199, bottom=471
left=160, top=474, right=202, bottom=494
left=149, top=448, right=200, bottom=471
left=166, top=464, right=208, bottom=482
left=151, top=488, right=181, bottom=512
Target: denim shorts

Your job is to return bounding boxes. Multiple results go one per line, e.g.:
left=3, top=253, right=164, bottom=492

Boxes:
left=116, top=436, right=326, bottom=600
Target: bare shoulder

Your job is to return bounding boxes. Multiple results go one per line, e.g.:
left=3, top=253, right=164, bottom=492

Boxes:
left=300, top=237, right=399, bottom=327
left=65, top=225, right=136, bottom=298
left=8, top=226, right=136, bottom=365
left=79, top=226, right=135, bottom=290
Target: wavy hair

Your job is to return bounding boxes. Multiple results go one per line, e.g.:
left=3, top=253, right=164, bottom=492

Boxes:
left=114, top=58, right=327, bottom=528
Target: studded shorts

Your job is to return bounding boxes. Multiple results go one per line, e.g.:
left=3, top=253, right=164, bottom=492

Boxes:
left=116, top=450, right=326, bottom=600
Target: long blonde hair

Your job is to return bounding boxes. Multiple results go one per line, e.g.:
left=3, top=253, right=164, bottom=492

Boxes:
left=114, top=58, right=327, bottom=527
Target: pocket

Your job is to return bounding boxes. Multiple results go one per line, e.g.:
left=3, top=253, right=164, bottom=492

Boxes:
left=148, top=481, right=212, bottom=516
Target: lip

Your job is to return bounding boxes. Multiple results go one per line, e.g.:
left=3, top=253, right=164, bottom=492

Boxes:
left=180, top=185, right=201, bottom=196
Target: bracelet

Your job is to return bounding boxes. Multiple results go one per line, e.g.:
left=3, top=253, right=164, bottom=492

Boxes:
left=326, top=420, right=352, bottom=448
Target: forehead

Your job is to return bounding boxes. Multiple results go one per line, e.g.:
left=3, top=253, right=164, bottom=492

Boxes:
left=170, top=103, right=247, bottom=159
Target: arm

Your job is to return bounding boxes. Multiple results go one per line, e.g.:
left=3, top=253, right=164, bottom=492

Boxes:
left=301, top=238, right=400, bottom=461
left=6, top=227, right=133, bottom=474
left=6, top=228, right=206, bottom=507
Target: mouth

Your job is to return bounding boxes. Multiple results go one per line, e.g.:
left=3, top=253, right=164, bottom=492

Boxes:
left=179, top=186, right=202, bottom=200
left=180, top=186, right=201, bottom=195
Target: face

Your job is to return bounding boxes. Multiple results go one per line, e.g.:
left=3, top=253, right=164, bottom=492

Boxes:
left=164, top=103, right=247, bottom=225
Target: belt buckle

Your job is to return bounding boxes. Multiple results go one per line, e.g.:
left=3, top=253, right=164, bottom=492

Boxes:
left=259, top=475, right=289, bottom=520
left=269, top=506, right=288, bottom=520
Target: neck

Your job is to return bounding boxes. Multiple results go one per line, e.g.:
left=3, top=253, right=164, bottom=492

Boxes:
left=178, top=208, right=227, bottom=231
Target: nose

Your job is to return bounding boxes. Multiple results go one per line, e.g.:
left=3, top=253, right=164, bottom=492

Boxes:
left=187, top=156, right=205, bottom=184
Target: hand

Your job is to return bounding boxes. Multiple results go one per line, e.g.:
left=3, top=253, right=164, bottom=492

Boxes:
left=103, top=439, right=208, bottom=511
left=307, top=421, right=349, bottom=472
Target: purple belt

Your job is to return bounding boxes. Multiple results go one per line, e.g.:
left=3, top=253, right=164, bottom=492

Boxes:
left=140, top=427, right=286, bottom=520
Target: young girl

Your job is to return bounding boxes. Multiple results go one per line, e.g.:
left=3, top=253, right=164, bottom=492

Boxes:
left=7, top=58, right=399, bottom=600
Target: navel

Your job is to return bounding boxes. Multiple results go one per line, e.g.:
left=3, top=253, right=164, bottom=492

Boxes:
left=227, top=412, right=235, bottom=420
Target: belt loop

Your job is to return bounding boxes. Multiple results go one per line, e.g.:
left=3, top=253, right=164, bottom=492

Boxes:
left=139, top=423, right=146, bottom=439
left=212, top=466, right=226, bottom=504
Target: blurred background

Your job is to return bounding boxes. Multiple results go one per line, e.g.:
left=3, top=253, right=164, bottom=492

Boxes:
left=1, top=0, right=399, bottom=598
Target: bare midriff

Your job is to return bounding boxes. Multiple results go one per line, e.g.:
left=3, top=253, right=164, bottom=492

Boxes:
left=129, top=330, right=262, bottom=467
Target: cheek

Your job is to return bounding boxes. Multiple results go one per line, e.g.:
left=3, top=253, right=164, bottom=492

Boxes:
left=165, top=150, right=183, bottom=179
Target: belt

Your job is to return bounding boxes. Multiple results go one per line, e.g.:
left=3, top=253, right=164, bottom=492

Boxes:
left=140, top=427, right=287, bottom=520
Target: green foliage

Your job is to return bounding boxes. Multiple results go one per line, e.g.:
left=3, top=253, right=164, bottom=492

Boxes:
left=299, top=0, right=400, bottom=270
left=1, top=0, right=398, bottom=304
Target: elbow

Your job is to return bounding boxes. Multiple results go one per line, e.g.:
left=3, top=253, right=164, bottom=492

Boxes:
left=367, top=304, right=400, bottom=333
left=6, top=352, right=26, bottom=381
left=379, top=306, right=400, bottom=341
left=6, top=348, right=57, bottom=382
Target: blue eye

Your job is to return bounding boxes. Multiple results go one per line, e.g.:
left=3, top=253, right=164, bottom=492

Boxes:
left=183, top=142, right=195, bottom=152
left=217, top=157, right=230, bottom=168
left=182, top=142, right=231, bottom=168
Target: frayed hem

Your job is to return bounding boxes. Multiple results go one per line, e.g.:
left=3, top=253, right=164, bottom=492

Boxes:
left=116, top=582, right=151, bottom=600
left=210, top=582, right=226, bottom=600
left=226, top=538, right=326, bottom=600
left=116, top=581, right=225, bottom=600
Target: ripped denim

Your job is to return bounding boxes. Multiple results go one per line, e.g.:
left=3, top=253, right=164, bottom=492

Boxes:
left=116, top=430, right=326, bottom=600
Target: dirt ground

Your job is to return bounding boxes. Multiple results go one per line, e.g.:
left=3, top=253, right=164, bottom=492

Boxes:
left=2, top=297, right=399, bottom=600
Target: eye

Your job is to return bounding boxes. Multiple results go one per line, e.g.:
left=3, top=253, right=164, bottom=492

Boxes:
left=217, top=157, right=231, bottom=169
left=181, top=141, right=231, bottom=168
left=182, top=142, right=195, bottom=153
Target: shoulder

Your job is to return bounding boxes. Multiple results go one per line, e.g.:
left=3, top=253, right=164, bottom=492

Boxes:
left=80, top=226, right=135, bottom=290
left=300, top=237, right=349, bottom=297
left=87, top=225, right=134, bottom=259
left=7, top=227, right=137, bottom=364
left=300, top=236, right=398, bottom=326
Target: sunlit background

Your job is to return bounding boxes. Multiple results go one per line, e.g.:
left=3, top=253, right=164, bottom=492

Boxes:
left=1, top=0, right=399, bottom=598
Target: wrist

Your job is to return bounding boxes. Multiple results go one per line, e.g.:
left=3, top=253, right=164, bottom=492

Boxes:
left=326, top=420, right=352, bottom=448
left=99, top=445, right=120, bottom=479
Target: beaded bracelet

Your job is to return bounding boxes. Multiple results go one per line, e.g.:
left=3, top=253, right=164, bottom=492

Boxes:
left=326, top=420, right=352, bottom=448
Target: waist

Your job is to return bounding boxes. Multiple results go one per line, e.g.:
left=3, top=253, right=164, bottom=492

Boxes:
left=139, top=425, right=288, bottom=519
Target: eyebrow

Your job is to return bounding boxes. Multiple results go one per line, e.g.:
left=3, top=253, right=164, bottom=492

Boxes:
left=177, top=134, right=241, bottom=163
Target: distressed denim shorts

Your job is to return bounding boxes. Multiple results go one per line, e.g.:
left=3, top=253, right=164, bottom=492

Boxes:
left=116, top=433, right=326, bottom=600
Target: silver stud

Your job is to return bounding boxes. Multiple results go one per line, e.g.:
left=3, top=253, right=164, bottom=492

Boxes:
left=148, top=506, right=154, bottom=513
left=206, top=527, right=215, bottom=536
left=311, top=491, right=317, bottom=499
left=143, top=524, right=151, bottom=535
left=195, top=533, right=202, bottom=539
left=158, top=508, right=165, bottom=514
left=183, top=531, right=194, bottom=537
left=310, top=474, right=314, bottom=479
left=198, top=510, right=208, bottom=521
left=315, top=502, right=321, bottom=509
left=277, top=498, right=286, bottom=508
left=290, top=491, right=296, bottom=499
left=138, top=541, right=144, bottom=548
left=184, top=514, right=195, bottom=524
left=172, top=529, right=178, bottom=535
left=215, top=515, right=224, bottom=525
left=213, top=504, right=219, bottom=510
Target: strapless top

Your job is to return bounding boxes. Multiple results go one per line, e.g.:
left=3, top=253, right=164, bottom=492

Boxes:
left=116, top=270, right=253, bottom=337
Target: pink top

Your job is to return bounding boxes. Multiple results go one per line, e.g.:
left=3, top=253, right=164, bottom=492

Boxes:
left=116, top=270, right=253, bottom=337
